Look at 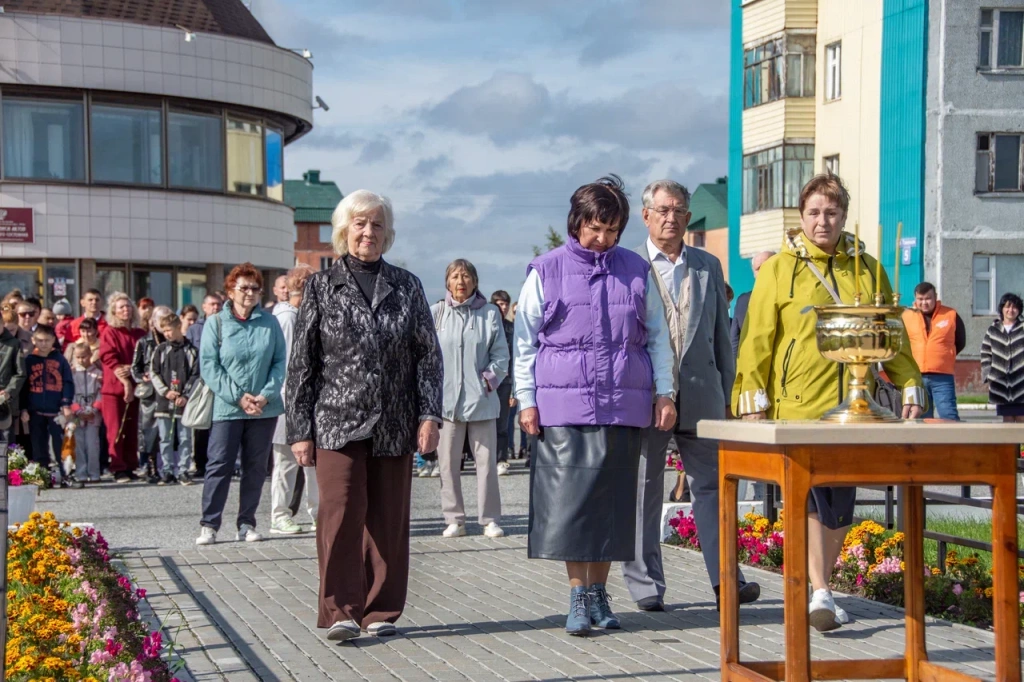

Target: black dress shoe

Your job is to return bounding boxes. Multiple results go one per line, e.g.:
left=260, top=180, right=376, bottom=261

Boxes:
left=714, top=581, right=761, bottom=611
left=636, top=596, right=665, bottom=612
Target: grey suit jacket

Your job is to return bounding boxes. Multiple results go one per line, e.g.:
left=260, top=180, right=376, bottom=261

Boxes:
left=636, top=243, right=735, bottom=432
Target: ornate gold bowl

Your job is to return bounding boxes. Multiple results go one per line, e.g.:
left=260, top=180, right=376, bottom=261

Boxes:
left=814, top=303, right=904, bottom=423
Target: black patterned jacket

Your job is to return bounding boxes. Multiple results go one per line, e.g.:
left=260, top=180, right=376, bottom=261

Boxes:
left=285, top=258, right=444, bottom=456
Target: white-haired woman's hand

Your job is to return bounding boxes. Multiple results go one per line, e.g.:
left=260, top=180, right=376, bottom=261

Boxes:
left=291, top=440, right=315, bottom=467
left=418, top=420, right=439, bottom=454
left=519, top=407, right=540, bottom=436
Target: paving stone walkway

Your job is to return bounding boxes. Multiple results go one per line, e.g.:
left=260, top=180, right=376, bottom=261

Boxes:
left=126, top=535, right=1003, bottom=682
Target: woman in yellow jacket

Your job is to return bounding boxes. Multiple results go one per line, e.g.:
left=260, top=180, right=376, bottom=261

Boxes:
left=733, top=173, right=925, bottom=632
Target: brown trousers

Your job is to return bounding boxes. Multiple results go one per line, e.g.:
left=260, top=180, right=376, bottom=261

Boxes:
left=315, top=440, right=412, bottom=629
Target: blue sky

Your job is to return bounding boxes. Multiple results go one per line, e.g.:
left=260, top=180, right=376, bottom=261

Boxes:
left=252, top=0, right=731, bottom=301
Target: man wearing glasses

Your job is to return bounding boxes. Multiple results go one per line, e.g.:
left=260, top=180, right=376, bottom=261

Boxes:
left=622, top=179, right=760, bottom=612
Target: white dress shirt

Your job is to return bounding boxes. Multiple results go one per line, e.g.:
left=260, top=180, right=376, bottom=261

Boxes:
left=646, top=237, right=688, bottom=305
left=513, top=261, right=676, bottom=410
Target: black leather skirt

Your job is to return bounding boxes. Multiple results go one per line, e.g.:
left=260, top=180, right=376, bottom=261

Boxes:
left=527, top=424, right=642, bottom=562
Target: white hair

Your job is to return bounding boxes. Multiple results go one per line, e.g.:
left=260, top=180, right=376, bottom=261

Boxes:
left=642, top=179, right=691, bottom=209
left=105, top=292, right=139, bottom=329
left=331, top=190, right=395, bottom=257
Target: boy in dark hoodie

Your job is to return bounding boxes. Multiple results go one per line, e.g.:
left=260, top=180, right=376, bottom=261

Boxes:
left=19, top=324, right=73, bottom=483
left=150, top=313, right=200, bottom=485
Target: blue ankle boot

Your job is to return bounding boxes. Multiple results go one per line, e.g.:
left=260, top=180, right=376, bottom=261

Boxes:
left=588, top=583, right=620, bottom=629
left=565, top=586, right=591, bottom=635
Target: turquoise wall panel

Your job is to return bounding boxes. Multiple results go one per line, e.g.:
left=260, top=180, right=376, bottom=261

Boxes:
left=879, top=0, right=928, bottom=301
left=728, top=0, right=752, bottom=299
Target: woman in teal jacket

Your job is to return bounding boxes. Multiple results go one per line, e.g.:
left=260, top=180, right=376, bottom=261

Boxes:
left=197, top=263, right=287, bottom=546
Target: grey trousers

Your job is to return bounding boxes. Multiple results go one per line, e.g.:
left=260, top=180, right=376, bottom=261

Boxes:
left=437, top=418, right=501, bottom=525
left=621, top=428, right=744, bottom=603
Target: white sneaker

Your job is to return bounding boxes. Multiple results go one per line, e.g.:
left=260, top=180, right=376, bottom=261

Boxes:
left=195, top=527, right=216, bottom=546
left=270, top=518, right=304, bottom=535
left=442, top=523, right=466, bottom=538
left=310, top=520, right=317, bottom=532
left=367, top=621, right=397, bottom=637
left=417, top=463, right=432, bottom=478
left=326, top=620, right=360, bottom=642
left=497, top=461, right=510, bottom=476
left=236, top=524, right=263, bottom=542
left=808, top=588, right=842, bottom=632
left=834, top=603, right=850, bottom=624
left=429, top=463, right=441, bottom=477
left=483, top=522, right=505, bottom=538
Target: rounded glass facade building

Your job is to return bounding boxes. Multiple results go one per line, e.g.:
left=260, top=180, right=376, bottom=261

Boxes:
left=0, top=0, right=313, bottom=310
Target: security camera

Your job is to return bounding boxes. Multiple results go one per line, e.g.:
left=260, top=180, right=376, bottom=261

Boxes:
left=314, top=96, right=330, bottom=112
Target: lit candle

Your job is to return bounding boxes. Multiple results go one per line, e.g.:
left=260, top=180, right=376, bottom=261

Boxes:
left=894, top=221, right=902, bottom=296
left=854, top=221, right=861, bottom=303
left=876, top=224, right=883, bottom=297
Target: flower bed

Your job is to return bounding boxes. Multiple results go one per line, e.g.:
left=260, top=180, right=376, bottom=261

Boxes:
left=665, top=510, right=1024, bottom=633
left=6, top=512, right=181, bottom=681
left=7, top=443, right=52, bottom=490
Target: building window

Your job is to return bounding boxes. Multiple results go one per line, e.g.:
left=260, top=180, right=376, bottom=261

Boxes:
left=226, top=118, right=264, bottom=196
left=265, top=127, right=284, bottom=202
left=976, top=133, right=1022, bottom=192
left=168, top=111, right=223, bottom=191
left=318, top=224, right=333, bottom=244
left=176, top=270, right=207, bottom=308
left=91, top=104, right=162, bottom=185
left=974, top=254, right=1024, bottom=314
left=980, top=9, right=1024, bottom=69
left=320, top=257, right=334, bottom=270
left=742, top=144, right=815, bottom=214
left=1, top=97, right=85, bottom=181
left=743, top=34, right=816, bottom=108
left=824, top=154, right=840, bottom=176
left=690, top=231, right=706, bottom=248
left=825, top=42, right=842, bottom=101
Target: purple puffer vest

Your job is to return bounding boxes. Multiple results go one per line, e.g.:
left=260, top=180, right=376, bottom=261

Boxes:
left=528, top=237, right=654, bottom=428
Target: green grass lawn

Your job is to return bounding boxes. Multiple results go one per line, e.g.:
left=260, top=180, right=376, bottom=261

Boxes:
left=956, top=394, right=990, bottom=405
left=861, top=511, right=1024, bottom=572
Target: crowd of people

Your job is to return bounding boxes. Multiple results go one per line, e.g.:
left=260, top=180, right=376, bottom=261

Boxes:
left=1, top=172, right=1023, bottom=643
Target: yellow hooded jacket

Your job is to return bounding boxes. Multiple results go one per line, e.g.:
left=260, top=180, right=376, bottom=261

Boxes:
left=732, top=230, right=925, bottom=420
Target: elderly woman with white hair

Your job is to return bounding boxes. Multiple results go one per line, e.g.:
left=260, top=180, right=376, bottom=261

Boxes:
left=132, top=304, right=173, bottom=482
left=99, top=292, right=147, bottom=482
left=287, top=190, right=443, bottom=642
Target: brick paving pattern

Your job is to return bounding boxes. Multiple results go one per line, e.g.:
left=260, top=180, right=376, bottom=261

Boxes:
left=126, top=536, right=1001, bottom=681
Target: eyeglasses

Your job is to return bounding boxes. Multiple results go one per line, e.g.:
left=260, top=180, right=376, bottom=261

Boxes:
left=17, top=311, right=36, bottom=318
left=235, top=285, right=262, bottom=294
left=648, top=206, right=689, bottom=218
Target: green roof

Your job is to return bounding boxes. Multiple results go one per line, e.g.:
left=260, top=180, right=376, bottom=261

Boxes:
left=688, top=180, right=728, bottom=232
left=284, top=170, right=343, bottom=223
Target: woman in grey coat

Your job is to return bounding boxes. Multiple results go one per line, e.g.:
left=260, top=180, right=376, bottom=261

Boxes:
left=431, top=259, right=510, bottom=539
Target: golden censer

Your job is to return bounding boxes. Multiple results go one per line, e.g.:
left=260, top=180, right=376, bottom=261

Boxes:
left=814, top=291, right=904, bottom=423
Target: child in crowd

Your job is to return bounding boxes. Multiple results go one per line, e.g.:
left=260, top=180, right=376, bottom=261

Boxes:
left=66, top=317, right=101, bottom=366
left=150, top=313, right=199, bottom=485
left=20, top=324, right=73, bottom=484
left=70, top=341, right=103, bottom=487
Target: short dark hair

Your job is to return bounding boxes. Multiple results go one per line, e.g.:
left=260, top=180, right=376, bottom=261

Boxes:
left=914, top=282, right=936, bottom=296
left=490, top=290, right=510, bottom=305
left=999, top=292, right=1023, bottom=320
left=24, top=296, right=42, bottom=311
left=181, top=304, right=200, bottom=317
left=567, top=174, right=630, bottom=242
left=78, top=317, right=97, bottom=332
left=32, top=323, right=56, bottom=339
left=84, top=288, right=102, bottom=298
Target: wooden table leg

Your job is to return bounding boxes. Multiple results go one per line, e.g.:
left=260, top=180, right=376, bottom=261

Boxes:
left=720, top=460, right=740, bottom=679
left=783, top=456, right=812, bottom=682
left=902, top=485, right=927, bottom=681
left=991, top=467, right=1022, bottom=682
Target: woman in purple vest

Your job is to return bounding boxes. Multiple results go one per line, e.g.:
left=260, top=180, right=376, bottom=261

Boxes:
left=513, top=175, right=677, bottom=635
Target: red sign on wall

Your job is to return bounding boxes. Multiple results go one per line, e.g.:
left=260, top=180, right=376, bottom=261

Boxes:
left=0, top=208, right=33, bottom=243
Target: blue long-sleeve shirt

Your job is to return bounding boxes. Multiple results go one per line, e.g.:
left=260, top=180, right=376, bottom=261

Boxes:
left=22, top=350, right=75, bottom=415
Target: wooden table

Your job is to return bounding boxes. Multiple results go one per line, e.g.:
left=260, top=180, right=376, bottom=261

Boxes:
left=696, top=420, right=1023, bottom=682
